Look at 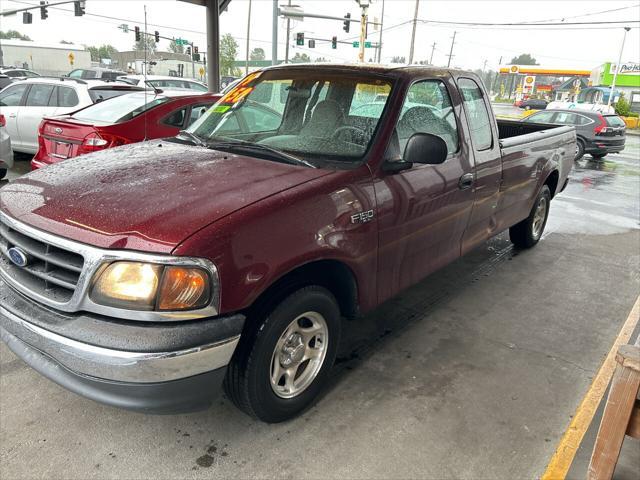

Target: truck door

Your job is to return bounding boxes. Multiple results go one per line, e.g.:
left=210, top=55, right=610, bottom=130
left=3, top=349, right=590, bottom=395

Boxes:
left=375, top=77, right=475, bottom=303
left=456, top=77, right=503, bottom=255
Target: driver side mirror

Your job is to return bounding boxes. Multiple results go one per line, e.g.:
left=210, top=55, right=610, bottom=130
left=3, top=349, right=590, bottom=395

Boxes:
left=383, top=133, right=448, bottom=173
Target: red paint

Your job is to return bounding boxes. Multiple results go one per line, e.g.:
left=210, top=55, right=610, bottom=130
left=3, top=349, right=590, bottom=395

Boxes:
left=32, top=92, right=220, bottom=169
left=1, top=66, right=573, bottom=318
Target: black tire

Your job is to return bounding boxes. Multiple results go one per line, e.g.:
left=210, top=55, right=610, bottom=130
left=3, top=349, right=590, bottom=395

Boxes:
left=574, top=139, right=585, bottom=161
left=0, top=168, right=6, bottom=180
left=224, top=286, right=341, bottom=423
left=509, top=185, right=551, bottom=249
left=591, top=153, right=607, bottom=159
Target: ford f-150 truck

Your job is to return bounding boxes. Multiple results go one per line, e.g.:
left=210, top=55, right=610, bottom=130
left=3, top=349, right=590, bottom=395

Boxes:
left=0, top=65, right=574, bottom=423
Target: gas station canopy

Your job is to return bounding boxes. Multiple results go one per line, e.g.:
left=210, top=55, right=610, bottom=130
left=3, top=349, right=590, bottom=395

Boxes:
left=500, top=65, right=592, bottom=77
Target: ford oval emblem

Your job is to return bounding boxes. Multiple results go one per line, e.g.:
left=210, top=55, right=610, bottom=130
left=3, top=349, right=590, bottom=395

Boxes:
left=7, top=247, right=29, bottom=268
left=54, top=127, right=63, bottom=134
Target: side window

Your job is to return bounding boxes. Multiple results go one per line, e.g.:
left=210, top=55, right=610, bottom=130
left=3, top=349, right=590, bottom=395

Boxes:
left=58, top=86, right=79, bottom=107
left=68, top=70, right=83, bottom=78
left=81, top=70, right=98, bottom=79
left=525, top=111, right=556, bottom=123
left=187, top=104, right=212, bottom=126
left=575, top=115, right=592, bottom=126
left=0, top=84, right=28, bottom=106
left=242, top=105, right=281, bottom=132
left=553, top=112, right=579, bottom=125
left=396, top=79, right=459, bottom=155
left=163, top=107, right=187, bottom=128
left=458, top=78, right=493, bottom=151
left=25, top=84, right=55, bottom=107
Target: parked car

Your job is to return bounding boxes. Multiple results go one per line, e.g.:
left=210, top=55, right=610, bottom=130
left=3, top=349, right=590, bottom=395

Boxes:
left=518, top=98, right=549, bottom=110
left=0, top=65, right=574, bottom=422
left=523, top=109, right=625, bottom=160
left=0, top=113, right=13, bottom=179
left=33, top=91, right=220, bottom=168
left=67, top=68, right=127, bottom=81
left=0, top=77, right=143, bottom=154
left=117, top=75, right=208, bottom=92
left=220, top=75, right=239, bottom=90
left=0, top=68, right=40, bottom=90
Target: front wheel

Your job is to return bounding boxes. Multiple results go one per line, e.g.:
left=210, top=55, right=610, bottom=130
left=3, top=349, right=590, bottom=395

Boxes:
left=509, top=185, right=551, bottom=249
left=574, top=140, right=585, bottom=161
left=0, top=168, right=6, bottom=180
left=224, top=286, right=341, bottom=423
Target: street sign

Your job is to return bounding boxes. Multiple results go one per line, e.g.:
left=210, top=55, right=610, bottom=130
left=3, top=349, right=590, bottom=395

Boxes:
left=68, top=52, right=75, bottom=66
left=199, top=67, right=205, bottom=77
left=175, top=38, right=189, bottom=46
left=365, top=41, right=372, bottom=48
left=353, top=41, right=372, bottom=48
left=352, top=41, right=359, bottom=47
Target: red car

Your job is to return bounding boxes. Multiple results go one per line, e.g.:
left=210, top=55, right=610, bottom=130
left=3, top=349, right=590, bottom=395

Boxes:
left=32, top=90, right=220, bottom=169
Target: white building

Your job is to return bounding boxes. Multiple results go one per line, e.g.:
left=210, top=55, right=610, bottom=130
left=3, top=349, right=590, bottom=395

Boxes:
left=0, top=39, right=91, bottom=76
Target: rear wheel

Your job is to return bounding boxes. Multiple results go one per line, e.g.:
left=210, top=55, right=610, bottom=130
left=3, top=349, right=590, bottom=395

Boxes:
left=591, top=153, right=607, bottom=159
left=509, top=185, right=551, bottom=249
left=224, top=286, right=340, bottom=423
left=574, top=140, right=585, bottom=161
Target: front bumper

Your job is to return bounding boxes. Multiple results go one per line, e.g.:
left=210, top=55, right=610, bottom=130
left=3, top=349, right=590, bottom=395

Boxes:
left=0, top=282, right=245, bottom=413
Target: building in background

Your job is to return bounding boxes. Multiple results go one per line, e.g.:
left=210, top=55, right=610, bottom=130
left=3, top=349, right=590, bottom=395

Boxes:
left=110, top=51, right=207, bottom=81
left=590, top=62, right=640, bottom=112
left=0, top=39, right=91, bottom=76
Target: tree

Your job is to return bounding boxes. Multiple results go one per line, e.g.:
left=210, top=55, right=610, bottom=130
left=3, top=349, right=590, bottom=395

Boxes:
left=290, top=53, right=311, bottom=63
left=390, top=56, right=406, bottom=63
left=168, top=39, right=185, bottom=54
left=0, top=30, right=32, bottom=41
left=86, top=44, right=118, bottom=62
left=249, top=47, right=265, bottom=61
left=133, top=36, right=157, bottom=55
left=220, top=33, right=239, bottom=76
left=509, top=53, right=537, bottom=65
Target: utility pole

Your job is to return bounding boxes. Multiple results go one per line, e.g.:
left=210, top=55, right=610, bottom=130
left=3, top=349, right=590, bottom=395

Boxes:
left=377, top=0, right=385, bottom=63
left=408, top=0, right=419, bottom=64
left=271, top=0, right=278, bottom=65
left=607, top=26, right=631, bottom=108
left=284, top=0, right=291, bottom=63
left=446, top=30, right=456, bottom=68
left=358, top=1, right=369, bottom=63
left=429, top=42, right=436, bottom=65
left=245, top=0, right=252, bottom=75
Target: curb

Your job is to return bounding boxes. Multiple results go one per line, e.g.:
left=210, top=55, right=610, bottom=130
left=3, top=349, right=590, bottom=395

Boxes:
left=625, top=129, right=640, bottom=137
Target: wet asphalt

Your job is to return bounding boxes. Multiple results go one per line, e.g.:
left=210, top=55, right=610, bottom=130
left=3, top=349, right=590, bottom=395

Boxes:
left=0, top=136, right=639, bottom=479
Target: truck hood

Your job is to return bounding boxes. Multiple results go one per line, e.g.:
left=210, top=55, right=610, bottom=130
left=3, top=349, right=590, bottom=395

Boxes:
left=0, top=140, right=332, bottom=253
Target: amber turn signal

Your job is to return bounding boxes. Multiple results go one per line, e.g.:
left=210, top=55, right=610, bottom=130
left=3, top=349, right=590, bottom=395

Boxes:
left=158, top=266, right=210, bottom=311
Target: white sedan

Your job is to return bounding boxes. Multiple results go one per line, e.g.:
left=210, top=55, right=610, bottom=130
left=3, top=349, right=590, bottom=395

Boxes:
left=117, top=75, right=208, bottom=92
left=0, top=77, right=142, bottom=154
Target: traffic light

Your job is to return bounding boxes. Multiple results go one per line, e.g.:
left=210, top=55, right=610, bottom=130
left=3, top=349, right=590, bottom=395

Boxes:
left=134, top=26, right=141, bottom=42
left=308, top=39, right=315, bottom=48
left=343, top=13, right=351, bottom=33
left=154, top=31, right=160, bottom=42
left=331, top=36, right=337, bottom=49
left=296, top=32, right=304, bottom=46
left=23, top=11, right=33, bottom=24
left=40, top=1, right=48, bottom=20
left=186, top=46, right=192, bottom=56
left=194, top=46, right=199, bottom=54
left=73, top=1, right=85, bottom=16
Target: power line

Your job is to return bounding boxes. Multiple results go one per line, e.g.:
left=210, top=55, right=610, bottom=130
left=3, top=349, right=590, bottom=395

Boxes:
left=418, top=18, right=639, bottom=27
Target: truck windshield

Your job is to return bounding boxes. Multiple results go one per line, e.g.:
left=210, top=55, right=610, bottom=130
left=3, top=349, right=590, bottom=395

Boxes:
left=186, top=70, right=393, bottom=165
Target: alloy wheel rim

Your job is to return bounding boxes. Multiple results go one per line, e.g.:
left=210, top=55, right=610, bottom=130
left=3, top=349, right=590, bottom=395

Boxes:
left=532, top=197, right=547, bottom=240
left=269, top=311, right=329, bottom=399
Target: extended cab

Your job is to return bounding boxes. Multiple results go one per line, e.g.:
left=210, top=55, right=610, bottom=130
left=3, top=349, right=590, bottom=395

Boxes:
left=0, top=65, right=574, bottom=422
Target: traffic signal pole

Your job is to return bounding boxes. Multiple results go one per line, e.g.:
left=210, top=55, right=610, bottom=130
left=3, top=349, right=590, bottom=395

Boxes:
left=358, top=3, right=368, bottom=63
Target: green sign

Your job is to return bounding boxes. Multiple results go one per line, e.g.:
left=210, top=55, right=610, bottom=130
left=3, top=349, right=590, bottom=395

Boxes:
left=352, top=41, right=372, bottom=48
left=352, top=41, right=359, bottom=48
left=175, top=38, right=189, bottom=46
left=365, top=41, right=372, bottom=48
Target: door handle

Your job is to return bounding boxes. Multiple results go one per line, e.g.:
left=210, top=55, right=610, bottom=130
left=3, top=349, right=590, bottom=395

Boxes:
left=458, top=173, right=474, bottom=190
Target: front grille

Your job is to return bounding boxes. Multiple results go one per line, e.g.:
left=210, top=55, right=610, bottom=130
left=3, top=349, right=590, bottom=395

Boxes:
left=0, top=218, right=85, bottom=303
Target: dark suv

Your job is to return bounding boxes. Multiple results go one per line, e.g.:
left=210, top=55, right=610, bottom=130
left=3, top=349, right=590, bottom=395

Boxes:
left=523, top=109, right=626, bottom=160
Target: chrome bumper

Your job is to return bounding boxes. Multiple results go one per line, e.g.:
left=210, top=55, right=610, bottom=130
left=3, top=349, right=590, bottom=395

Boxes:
left=0, top=305, right=240, bottom=384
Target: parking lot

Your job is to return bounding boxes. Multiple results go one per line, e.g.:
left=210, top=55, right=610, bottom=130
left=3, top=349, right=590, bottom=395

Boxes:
left=1, top=134, right=638, bottom=478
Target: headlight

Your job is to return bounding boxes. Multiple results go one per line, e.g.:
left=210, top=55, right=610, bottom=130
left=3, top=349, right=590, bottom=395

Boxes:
left=90, top=262, right=212, bottom=312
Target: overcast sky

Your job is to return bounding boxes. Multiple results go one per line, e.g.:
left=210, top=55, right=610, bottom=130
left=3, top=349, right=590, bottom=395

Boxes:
left=1, top=0, right=639, bottom=71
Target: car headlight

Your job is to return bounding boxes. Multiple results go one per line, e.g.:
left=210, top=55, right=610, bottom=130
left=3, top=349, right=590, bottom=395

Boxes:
left=90, top=261, right=213, bottom=312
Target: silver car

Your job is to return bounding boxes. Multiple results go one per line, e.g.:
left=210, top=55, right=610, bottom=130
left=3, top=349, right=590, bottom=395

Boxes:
left=0, top=122, right=13, bottom=180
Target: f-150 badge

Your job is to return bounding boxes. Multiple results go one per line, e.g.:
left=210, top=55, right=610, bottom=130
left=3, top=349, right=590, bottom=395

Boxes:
left=351, top=210, right=375, bottom=224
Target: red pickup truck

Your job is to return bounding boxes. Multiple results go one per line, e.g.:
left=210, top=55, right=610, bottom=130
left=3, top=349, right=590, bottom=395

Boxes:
left=0, top=65, right=574, bottom=422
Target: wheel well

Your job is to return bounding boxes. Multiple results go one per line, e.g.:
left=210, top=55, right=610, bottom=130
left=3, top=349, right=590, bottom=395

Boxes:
left=247, top=260, right=359, bottom=322
left=545, top=170, right=559, bottom=198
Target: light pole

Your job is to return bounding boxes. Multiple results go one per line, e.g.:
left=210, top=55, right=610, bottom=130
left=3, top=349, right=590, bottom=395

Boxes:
left=607, top=27, right=631, bottom=108
left=357, top=0, right=370, bottom=63
left=408, top=0, right=419, bottom=64
left=245, top=0, right=252, bottom=75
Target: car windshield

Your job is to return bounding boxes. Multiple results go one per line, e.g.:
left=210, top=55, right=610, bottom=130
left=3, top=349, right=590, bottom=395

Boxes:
left=73, top=93, right=169, bottom=123
left=186, top=70, right=393, bottom=166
